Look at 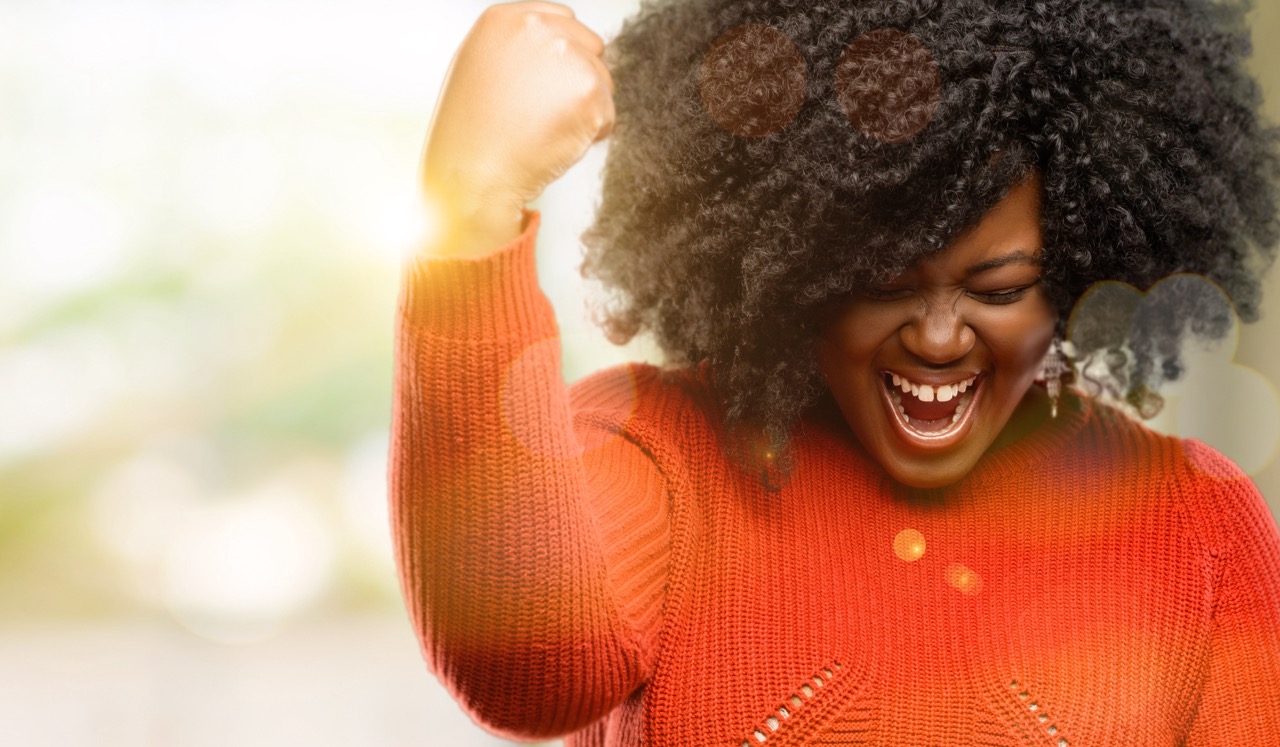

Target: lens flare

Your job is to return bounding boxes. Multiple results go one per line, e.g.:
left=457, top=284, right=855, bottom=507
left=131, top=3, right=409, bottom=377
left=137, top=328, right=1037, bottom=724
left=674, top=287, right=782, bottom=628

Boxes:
left=893, top=528, right=927, bottom=562
left=700, top=24, right=807, bottom=138
left=946, top=563, right=982, bottom=595
left=836, top=29, right=940, bottom=144
left=1067, top=274, right=1280, bottom=475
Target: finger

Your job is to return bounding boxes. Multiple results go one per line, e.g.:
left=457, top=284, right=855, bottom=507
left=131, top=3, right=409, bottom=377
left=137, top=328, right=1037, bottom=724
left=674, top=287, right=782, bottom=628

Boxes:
left=580, top=45, right=615, bottom=95
left=592, top=83, right=617, bottom=142
left=542, top=14, right=605, bottom=56
left=594, top=105, right=616, bottom=142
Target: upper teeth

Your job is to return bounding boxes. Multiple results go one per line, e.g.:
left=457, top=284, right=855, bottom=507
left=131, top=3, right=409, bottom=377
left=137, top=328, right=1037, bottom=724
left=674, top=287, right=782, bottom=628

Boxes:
left=890, top=373, right=977, bottom=403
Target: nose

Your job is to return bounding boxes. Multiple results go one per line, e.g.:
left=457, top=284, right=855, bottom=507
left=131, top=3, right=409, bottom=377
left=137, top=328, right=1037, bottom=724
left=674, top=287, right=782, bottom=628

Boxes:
left=900, top=298, right=975, bottom=365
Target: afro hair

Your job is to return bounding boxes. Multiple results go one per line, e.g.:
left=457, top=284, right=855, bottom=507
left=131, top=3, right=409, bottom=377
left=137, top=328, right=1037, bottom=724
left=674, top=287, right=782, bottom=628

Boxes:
left=582, top=0, right=1280, bottom=460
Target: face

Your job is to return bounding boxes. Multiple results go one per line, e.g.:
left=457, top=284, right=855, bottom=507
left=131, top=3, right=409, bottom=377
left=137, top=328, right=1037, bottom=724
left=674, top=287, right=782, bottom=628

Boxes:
left=817, top=176, right=1056, bottom=488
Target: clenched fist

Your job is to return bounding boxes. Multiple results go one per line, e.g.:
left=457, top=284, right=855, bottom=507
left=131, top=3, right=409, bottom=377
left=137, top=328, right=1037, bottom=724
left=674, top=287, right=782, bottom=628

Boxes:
left=422, top=2, right=615, bottom=257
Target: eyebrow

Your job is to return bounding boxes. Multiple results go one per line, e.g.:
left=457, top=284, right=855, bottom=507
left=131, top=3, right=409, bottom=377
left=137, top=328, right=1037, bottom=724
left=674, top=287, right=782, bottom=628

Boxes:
left=965, top=250, right=1042, bottom=277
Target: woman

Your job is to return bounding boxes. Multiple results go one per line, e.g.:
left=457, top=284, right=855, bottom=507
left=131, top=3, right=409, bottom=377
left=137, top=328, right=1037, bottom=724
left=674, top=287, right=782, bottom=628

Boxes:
left=394, top=0, right=1280, bottom=744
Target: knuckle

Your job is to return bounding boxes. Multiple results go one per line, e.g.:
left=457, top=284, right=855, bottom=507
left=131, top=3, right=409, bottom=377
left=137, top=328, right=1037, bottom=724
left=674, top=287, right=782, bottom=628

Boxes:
left=519, top=9, right=547, bottom=34
left=574, top=76, right=601, bottom=106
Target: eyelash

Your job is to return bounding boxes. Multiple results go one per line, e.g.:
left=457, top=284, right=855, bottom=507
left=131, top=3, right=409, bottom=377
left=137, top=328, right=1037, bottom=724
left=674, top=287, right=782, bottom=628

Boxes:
left=859, top=286, right=1033, bottom=304
left=967, top=287, right=1030, bottom=304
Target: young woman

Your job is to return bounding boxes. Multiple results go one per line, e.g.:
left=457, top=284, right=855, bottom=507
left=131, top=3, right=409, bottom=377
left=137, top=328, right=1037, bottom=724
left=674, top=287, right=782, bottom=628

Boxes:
left=394, top=0, right=1280, bottom=744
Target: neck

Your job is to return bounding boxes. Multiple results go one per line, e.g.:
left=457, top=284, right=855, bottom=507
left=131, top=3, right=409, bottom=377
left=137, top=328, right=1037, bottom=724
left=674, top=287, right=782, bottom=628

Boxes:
left=991, top=383, right=1053, bottom=453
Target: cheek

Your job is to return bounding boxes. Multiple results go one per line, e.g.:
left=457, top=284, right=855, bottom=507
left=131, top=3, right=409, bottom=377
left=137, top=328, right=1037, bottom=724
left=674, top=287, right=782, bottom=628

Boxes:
left=985, top=298, right=1056, bottom=377
left=817, top=315, right=862, bottom=376
left=815, top=335, right=864, bottom=390
left=817, top=304, right=899, bottom=369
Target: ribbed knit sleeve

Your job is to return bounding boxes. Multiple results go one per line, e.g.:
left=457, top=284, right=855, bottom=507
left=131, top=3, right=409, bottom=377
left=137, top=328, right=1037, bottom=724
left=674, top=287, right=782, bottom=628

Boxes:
left=389, top=213, right=670, bottom=740
left=1181, top=440, right=1280, bottom=745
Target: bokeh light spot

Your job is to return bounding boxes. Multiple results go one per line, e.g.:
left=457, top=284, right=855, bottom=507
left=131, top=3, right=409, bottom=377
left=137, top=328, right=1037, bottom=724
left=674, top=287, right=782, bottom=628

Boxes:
left=946, top=563, right=982, bottom=595
left=163, top=481, right=335, bottom=645
left=835, top=28, right=940, bottom=144
left=700, top=24, right=807, bottom=138
left=1067, top=274, right=1280, bottom=475
left=501, top=341, right=639, bottom=459
left=501, top=339, right=579, bottom=460
left=893, top=528, right=926, bottom=562
left=90, top=455, right=202, bottom=570
left=1165, top=352, right=1280, bottom=477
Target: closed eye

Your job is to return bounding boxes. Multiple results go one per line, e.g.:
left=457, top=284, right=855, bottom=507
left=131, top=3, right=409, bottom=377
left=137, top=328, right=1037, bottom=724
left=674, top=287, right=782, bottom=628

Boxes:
left=967, top=285, right=1034, bottom=304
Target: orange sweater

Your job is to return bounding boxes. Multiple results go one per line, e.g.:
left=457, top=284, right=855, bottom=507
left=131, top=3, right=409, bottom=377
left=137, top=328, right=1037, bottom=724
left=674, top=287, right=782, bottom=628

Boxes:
left=391, top=214, right=1280, bottom=746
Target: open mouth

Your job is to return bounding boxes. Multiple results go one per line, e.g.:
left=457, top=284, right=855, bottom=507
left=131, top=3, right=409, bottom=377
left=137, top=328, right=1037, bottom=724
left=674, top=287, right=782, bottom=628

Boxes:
left=882, top=372, right=981, bottom=441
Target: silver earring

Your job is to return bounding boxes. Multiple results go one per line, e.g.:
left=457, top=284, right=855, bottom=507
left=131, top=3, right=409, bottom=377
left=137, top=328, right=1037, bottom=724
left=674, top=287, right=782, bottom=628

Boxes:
left=1039, top=337, right=1075, bottom=418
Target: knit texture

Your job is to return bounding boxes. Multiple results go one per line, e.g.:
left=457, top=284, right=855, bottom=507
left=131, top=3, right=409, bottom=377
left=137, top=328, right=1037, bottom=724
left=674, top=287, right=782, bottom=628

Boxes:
left=391, top=214, right=1280, bottom=746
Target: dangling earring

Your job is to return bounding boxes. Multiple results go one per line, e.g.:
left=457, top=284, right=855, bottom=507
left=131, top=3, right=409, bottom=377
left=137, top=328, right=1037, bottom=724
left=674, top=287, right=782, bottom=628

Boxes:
left=1038, top=337, right=1075, bottom=418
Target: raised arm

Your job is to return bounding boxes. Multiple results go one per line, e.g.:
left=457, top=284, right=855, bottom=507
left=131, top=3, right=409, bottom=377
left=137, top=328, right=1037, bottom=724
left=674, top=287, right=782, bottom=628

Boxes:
left=390, top=3, right=669, bottom=741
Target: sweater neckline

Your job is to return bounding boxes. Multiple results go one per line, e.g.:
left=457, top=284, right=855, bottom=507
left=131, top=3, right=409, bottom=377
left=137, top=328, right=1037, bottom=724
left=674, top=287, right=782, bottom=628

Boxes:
left=963, top=387, right=1093, bottom=486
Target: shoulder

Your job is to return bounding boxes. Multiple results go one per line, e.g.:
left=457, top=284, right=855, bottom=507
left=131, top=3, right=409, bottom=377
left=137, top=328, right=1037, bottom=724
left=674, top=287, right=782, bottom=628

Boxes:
left=1174, top=439, right=1273, bottom=560
left=568, top=362, right=725, bottom=449
left=1077, top=397, right=1268, bottom=554
left=570, top=363, right=720, bottom=419
left=1078, top=396, right=1252, bottom=483
left=1063, top=395, right=1189, bottom=472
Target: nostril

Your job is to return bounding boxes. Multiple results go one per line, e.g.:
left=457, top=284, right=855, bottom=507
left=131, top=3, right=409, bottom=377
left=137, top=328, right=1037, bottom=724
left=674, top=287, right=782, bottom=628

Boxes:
left=901, top=317, right=974, bottom=364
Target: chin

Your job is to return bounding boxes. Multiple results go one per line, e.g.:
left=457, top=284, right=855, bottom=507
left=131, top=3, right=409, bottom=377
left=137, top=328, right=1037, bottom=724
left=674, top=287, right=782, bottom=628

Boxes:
left=868, top=369, right=994, bottom=488
left=880, top=451, right=981, bottom=489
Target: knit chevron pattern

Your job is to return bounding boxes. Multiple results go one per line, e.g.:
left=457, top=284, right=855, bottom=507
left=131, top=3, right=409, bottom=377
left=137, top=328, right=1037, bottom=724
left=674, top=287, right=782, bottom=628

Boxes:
left=390, top=214, right=1280, bottom=746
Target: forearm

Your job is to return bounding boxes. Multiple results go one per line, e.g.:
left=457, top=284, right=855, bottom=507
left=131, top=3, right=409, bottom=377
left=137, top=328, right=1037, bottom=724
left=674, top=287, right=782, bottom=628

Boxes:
left=390, top=215, right=652, bottom=739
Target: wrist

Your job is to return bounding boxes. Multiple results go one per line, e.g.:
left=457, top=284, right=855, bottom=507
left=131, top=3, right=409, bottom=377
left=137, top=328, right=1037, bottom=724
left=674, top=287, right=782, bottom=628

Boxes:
left=421, top=183, right=526, bottom=259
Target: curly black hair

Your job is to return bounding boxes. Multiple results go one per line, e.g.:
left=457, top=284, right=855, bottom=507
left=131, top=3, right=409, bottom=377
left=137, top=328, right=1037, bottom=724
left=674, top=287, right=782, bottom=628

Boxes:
left=582, top=0, right=1280, bottom=459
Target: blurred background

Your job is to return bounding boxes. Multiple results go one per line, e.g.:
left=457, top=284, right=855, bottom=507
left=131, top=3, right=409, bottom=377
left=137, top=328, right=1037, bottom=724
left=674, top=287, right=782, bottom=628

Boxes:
left=0, top=1, right=1276, bottom=745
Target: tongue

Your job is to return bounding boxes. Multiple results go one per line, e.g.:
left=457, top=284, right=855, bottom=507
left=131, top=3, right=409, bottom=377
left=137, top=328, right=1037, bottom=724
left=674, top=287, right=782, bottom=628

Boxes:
left=901, top=393, right=960, bottom=422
